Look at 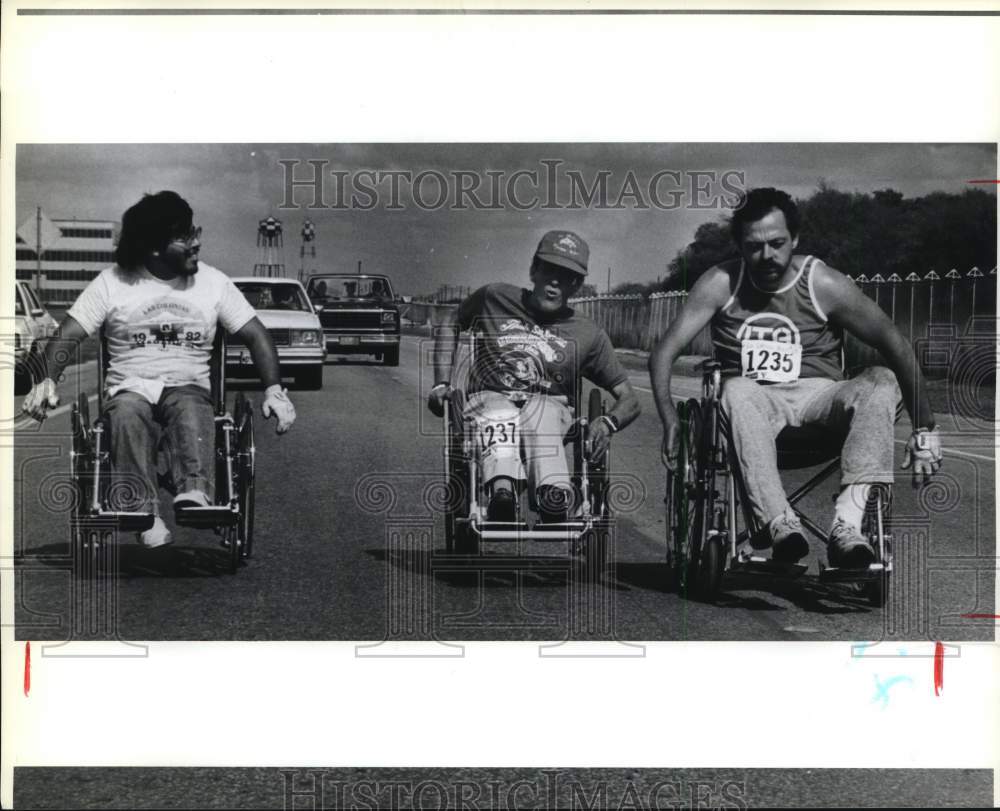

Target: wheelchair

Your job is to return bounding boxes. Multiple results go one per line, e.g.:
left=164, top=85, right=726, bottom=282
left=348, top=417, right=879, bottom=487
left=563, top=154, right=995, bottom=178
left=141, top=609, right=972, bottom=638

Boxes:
left=441, top=334, right=613, bottom=576
left=69, top=330, right=256, bottom=575
left=665, top=360, right=892, bottom=606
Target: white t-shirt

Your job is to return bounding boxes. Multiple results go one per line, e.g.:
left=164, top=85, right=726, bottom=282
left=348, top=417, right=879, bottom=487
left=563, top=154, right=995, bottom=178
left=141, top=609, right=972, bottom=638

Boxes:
left=69, top=262, right=256, bottom=398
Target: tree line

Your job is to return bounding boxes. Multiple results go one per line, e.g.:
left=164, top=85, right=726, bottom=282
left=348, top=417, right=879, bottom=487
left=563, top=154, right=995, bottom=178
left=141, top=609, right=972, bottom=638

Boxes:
left=605, top=185, right=997, bottom=295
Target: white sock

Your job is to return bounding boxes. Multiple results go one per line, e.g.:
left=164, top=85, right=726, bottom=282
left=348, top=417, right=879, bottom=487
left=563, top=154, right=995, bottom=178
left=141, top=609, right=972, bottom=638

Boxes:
left=834, top=484, right=871, bottom=531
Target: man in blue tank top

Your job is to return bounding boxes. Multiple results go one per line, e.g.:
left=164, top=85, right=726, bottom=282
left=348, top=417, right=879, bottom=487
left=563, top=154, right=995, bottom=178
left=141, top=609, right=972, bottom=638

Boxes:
left=428, top=230, right=641, bottom=523
left=650, top=188, right=942, bottom=568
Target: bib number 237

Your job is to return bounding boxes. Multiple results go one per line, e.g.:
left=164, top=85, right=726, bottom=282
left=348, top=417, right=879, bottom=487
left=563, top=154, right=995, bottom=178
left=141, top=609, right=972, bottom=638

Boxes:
left=480, top=420, right=517, bottom=455
left=740, top=339, right=802, bottom=383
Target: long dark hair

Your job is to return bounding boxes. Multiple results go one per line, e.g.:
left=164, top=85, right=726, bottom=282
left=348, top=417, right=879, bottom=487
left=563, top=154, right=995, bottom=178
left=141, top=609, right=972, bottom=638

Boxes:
left=114, top=191, right=193, bottom=270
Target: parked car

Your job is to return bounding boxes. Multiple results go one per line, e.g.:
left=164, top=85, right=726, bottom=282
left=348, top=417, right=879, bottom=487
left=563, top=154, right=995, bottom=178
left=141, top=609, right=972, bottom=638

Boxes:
left=226, top=277, right=326, bottom=390
left=14, top=281, right=58, bottom=393
left=305, top=274, right=401, bottom=366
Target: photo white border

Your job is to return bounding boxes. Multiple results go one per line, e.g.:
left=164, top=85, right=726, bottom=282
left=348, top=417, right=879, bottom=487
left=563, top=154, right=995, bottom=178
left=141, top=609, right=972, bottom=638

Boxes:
left=2, top=2, right=998, bottom=808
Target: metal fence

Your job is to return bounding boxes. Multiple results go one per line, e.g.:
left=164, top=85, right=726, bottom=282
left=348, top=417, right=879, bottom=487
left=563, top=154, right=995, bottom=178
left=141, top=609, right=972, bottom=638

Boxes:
left=573, top=267, right=997, bottom=376
left=406, top=267, right=996, bottom=381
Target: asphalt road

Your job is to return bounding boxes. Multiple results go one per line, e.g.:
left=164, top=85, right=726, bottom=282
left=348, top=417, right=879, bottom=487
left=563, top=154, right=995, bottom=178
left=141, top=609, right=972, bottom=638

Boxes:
left=13, top=336, right=996, bottom=642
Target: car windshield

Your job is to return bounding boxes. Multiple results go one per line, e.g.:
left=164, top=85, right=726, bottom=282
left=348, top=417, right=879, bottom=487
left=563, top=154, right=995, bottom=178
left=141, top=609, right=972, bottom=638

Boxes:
left=236, top=282, right=310, bottom=311
left=308, top=278, right=393, bottom=301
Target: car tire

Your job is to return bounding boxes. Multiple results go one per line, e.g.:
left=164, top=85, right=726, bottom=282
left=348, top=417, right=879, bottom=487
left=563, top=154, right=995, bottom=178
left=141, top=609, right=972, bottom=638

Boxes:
left=384, top=346, right=400, bottom=367
left=14, top=364, right=31, bottom=396
left=295, top=365, right=323, bottom=390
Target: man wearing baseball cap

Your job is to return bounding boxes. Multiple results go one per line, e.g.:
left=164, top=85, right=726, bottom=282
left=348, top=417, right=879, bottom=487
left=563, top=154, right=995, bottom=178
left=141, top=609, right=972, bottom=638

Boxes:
left=428, top=230, right=640, bottom=523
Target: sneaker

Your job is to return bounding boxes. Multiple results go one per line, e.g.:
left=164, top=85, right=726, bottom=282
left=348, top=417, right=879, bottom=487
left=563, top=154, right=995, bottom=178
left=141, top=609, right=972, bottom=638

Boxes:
left=827, top=518, right=875, bottom=569
left=138, top=516, right=172, bottom=549
left=769, top=512, right=809, bottom=563
left=536, top=485, right=572, bottom=524
left=486, top=482, right=517, bottom=522
left=173, top=489, right=211, bottom=510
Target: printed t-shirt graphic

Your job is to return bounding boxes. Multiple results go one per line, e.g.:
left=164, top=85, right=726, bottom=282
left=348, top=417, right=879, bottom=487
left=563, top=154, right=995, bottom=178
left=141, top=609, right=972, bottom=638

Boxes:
left=68, top=262, right=257, bottom=392
left=711, top=255, right=845, bottom=382
left=457, top=283, right=628, bottom=409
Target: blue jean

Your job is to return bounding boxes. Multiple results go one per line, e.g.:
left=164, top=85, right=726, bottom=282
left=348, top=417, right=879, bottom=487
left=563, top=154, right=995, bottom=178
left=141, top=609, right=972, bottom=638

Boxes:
left=104, top=385, right=216, bottom=515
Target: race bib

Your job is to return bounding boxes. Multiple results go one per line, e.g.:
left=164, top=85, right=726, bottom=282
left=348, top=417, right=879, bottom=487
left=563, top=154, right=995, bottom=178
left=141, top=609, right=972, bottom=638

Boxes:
left=478, top=415, right=519, bottom=461
left=740, top=339, right=801, bottom=383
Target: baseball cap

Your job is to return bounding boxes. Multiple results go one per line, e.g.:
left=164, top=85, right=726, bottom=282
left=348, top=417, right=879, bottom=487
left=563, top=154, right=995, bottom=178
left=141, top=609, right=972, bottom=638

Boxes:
left=534, top=230, right=589, bottom=277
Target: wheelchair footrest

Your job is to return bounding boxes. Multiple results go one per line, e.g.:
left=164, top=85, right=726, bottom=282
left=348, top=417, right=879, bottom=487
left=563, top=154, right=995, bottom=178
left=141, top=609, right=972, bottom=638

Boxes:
left=818, top=562, right=886, bottom=583
left=76, top=511, right=156, bottom=532
left=175, top=505, right=237, bottom=528
left=730, top=554, right=808, bottom=578
left=476, top=520, right=588, bottom=542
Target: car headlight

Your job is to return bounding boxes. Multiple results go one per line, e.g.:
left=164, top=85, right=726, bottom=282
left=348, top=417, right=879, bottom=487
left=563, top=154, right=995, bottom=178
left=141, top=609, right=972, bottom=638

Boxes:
left=381, top=311, right=397, bottom=323
left=289, top=329, right=321, bottom=347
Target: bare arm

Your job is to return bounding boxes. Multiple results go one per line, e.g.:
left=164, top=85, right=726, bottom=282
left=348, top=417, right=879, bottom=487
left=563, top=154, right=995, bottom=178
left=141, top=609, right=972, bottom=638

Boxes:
left=427, top=309, right=460, bottom=417
left=814, top=263, right=935, bottom=430
left=234, top=316, right=282, bottom=389
left=22, top=315, right=91, bottom=421
left=648, top=267, right=730, bottom=427
left=39, top=314, right=90, bottom=382
left=588, top=378, right=641, bottom=462
left=433, top=309, right=460, bottom=385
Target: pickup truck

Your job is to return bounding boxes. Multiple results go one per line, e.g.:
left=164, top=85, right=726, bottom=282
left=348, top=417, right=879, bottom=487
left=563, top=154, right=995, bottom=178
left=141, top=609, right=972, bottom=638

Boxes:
left=305, top=274, right=401, bottom=366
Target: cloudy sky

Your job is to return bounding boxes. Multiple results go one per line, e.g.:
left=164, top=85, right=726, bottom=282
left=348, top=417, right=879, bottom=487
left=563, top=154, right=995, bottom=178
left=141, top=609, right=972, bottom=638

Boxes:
left=16, top=143, right=996, bottom=296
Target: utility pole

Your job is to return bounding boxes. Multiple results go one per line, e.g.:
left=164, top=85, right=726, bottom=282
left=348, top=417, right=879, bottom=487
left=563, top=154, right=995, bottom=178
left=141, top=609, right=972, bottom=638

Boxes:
left=35, top=206, right=42, bottom=297
left=357, top=260, right=362, bottom=274
left=606, top=266, right=611, bottom=295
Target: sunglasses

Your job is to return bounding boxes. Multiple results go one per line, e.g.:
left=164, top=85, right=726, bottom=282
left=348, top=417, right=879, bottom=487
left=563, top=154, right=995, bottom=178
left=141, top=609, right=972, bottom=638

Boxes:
left=170, top=225, right=202, bottom=244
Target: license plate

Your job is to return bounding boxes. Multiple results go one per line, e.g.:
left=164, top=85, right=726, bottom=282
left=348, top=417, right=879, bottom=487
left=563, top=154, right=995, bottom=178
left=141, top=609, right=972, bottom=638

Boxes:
left=340, top=337, right=359, bottom=346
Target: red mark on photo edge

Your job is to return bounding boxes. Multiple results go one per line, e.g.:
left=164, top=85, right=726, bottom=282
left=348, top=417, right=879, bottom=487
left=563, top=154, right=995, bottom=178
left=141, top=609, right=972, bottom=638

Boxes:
left=960, top=613, right=1000, bottom=619
left=24, top=641, right=31, bottom=697
left=966, top=180, right=1000, bottom=184
left=934, top=641, right=944, bottom=696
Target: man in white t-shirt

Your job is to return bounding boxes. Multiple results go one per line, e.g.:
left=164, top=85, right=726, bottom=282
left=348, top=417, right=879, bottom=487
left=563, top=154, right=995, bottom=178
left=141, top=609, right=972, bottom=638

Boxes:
left=23, top=191, right=297, bottom=548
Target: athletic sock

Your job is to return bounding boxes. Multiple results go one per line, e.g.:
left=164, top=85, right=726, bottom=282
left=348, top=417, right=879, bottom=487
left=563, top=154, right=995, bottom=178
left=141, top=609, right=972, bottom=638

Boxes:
left=833, top=483, right=871, bottom=531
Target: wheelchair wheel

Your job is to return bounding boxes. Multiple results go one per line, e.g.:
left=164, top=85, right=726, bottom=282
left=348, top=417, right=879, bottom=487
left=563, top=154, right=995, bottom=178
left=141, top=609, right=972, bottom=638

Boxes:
left=667, top=398, right=704, bottom=593
left=860, top=486, right=892, bottom=608
left=235, top=392, right=256, bottom=564
left=70, top=393, right=100, bottom=576
left=444, top=388, right=478, bottom=555
left=586, top=388, right=611, bottom=519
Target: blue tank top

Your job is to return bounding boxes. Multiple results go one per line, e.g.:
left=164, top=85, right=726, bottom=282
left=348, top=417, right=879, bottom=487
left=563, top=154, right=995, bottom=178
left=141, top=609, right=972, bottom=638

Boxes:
left=711, top=255, right=844, bottom=381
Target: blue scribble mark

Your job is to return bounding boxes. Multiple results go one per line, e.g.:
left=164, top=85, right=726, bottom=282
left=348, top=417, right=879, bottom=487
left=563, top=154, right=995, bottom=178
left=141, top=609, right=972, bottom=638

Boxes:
left=873, top=674, right=914, bottom=709
left=897, top=648, right=908, bottom=657
left=852, top=641, right=874, bottom=659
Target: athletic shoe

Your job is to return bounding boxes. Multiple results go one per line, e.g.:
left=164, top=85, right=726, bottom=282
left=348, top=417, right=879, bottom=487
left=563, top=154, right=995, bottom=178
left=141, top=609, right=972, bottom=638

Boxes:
left=827, top=518, right=875, bottom=569
left=486, top=483, right=517, bottom=522
left=138, top=516, right=172, bottom=549
left=769, top=512, right=809, bottom=563
left=536, top=485, right=572, bottom=524
left=173, top=489, right=211, bottom=510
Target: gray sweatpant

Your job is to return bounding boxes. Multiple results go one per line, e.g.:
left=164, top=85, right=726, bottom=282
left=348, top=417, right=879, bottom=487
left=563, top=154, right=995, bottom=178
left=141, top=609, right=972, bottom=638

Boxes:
left=719, top=366, right=900, bottom=527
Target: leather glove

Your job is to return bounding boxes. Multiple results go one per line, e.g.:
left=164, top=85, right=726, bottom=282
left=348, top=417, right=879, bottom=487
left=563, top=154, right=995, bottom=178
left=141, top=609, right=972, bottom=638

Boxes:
left=22, top=377, right=59, bottom=422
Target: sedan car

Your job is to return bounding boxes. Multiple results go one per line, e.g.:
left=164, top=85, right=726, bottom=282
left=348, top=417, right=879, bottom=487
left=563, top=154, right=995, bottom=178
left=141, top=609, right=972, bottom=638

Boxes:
left=14, top=281, right=58, bottom=393
left=226, top=277, right=326, bottom=389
